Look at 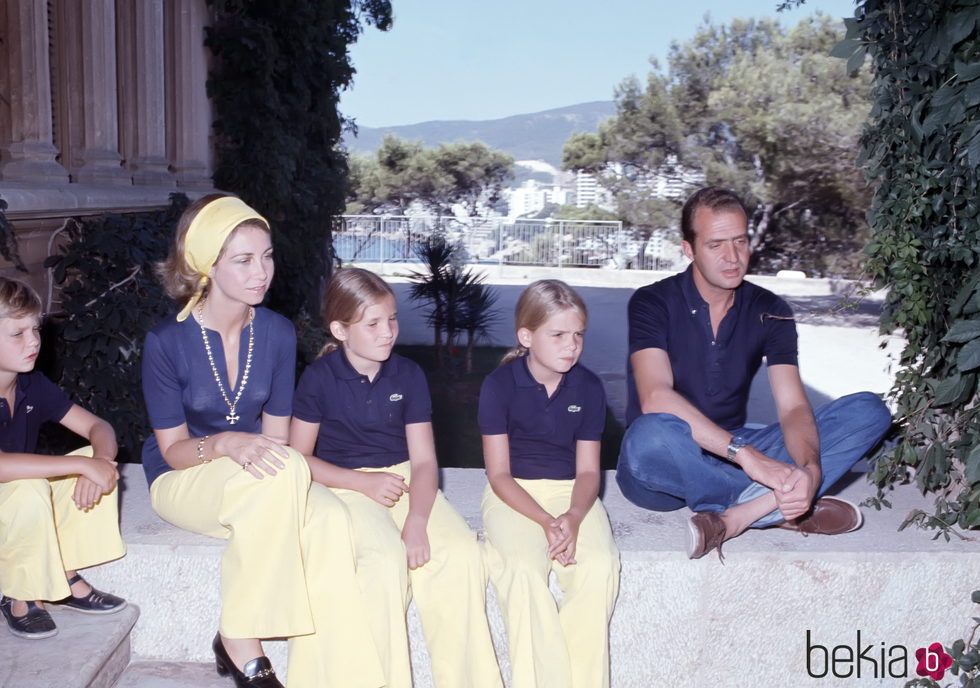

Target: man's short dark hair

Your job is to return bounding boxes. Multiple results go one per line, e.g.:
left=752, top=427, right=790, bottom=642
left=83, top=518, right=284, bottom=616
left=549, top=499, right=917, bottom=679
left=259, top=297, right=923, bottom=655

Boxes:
left=680, top=187, right=748, bottom=245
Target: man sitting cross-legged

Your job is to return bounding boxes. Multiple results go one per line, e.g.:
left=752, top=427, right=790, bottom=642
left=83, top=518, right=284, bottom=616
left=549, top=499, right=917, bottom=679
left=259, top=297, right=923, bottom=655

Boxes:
left=616, top=186, right=892, bottom=560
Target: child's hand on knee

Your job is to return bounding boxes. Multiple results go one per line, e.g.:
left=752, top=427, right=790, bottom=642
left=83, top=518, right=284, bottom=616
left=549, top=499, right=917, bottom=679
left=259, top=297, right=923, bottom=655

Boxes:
left=401, top=514, right=431, bottom=569
left=358, top=471, right=407, bottom=507
left=548, top=514, right=581, bottom=566
left=79, top=456, right=119, bottom=493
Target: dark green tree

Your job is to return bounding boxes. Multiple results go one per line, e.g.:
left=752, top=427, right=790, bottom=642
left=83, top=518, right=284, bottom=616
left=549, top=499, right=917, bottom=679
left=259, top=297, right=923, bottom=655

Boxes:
left=205, top=0, right=392, bottom=320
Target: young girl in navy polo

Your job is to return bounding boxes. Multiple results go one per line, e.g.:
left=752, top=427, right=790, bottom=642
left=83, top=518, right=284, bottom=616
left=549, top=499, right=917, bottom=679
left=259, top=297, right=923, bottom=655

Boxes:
left=290, top=267, right=502, bottom=688
left=143, top=195, right=382, bottom=688
left=0, top=277, right=126, bottom=640
left=479, top=279, right=620, bottom=688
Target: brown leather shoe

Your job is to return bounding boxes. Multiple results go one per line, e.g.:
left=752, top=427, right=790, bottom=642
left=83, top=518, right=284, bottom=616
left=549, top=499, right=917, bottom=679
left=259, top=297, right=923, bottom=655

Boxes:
left=687, top=511, right=727, bottom=562
left=778, top=497, right=863, bottom=536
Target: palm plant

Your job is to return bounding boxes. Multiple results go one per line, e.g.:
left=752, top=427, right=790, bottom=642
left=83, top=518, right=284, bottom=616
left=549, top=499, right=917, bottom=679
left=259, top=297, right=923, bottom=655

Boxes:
left=408, top=233, right=499, bottom=373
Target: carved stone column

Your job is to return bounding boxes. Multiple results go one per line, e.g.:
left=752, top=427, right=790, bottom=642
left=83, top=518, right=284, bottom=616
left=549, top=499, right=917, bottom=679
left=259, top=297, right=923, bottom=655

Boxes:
left=0, top=0, right=71, bottom=183
left=71, top=0, right=130, bottom=184
left=166, top=0, right=213, bottom=189
left=117, top=0, right=174, bottom=186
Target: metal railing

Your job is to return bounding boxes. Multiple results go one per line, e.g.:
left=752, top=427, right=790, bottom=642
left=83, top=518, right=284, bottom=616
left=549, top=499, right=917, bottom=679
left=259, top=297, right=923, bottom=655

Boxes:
left=335, top=215, right=677, bottom=270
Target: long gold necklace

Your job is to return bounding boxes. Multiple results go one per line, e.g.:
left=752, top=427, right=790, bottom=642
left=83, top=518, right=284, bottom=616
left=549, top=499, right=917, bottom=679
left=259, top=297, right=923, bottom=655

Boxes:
left=198, top=302, right=254, bottom=425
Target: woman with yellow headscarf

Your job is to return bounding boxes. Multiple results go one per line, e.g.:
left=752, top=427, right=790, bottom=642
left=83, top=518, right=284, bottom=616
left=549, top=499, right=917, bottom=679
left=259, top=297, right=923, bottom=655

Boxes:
left=141, top=194, right=384, bottom=688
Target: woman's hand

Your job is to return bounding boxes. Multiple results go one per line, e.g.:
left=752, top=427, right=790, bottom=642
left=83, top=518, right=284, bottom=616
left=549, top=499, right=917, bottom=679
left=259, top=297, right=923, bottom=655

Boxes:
left=401, top=513, right=431, bottom=569
left=213, top=432, right=289, bottom=480
left=357, top=471, right=407, bottom=507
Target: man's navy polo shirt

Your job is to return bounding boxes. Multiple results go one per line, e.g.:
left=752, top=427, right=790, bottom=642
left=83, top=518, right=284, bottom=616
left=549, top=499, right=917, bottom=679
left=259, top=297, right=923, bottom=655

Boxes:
left=0, top=372, right=73, bottom=454
left=292, top=350, right=432, bottom=470
left=478, top=356, right=606, bottom=480
left=626, top=266, right=797, bottom=430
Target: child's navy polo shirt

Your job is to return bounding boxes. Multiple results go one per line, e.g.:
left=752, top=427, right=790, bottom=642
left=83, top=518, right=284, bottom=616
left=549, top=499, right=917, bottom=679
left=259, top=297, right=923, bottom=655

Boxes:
left=625, top=265, right=798, bottom=429
left=0, top=371, right=73, bottom=454
left=478, top=356, right=606, bottom=481
left=292, top=350, right=432, bottom=470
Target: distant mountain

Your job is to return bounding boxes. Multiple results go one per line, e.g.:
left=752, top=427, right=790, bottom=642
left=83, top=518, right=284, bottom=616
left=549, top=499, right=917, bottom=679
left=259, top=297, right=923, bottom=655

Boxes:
left=344, top=101, right=616, bottom=167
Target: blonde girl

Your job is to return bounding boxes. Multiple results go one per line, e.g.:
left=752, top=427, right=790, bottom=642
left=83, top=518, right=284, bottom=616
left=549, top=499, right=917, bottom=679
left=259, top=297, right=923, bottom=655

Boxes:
left=142, top=195, right=383, bottom=688
left=478, top=279, right=620, bottom=688
left=289, top=267, right=502, bottom=688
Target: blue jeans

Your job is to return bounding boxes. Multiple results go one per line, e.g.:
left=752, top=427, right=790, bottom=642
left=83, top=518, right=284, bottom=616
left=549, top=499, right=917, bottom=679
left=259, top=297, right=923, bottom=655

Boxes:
left=615, top=392, right=892, bottom=527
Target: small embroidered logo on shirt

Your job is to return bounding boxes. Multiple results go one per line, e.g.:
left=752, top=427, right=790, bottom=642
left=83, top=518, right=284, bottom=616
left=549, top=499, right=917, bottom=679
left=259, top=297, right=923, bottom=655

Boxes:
left=389, top=393, right=403, bottom=402
left=25, top=405, right=34, bottom=414
left=567, top=405, right=581, bottom=413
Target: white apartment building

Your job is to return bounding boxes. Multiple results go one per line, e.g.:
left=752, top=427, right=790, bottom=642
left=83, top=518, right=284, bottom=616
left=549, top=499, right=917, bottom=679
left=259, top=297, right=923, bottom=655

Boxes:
left=507, top=179, right=574, bottom=218
left=574, top=171, right=615, bottom=210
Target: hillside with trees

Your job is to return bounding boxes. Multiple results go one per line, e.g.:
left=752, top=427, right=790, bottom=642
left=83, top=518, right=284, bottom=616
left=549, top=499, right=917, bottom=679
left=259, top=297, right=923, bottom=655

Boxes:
left=562, top=13, right=873, bottom=277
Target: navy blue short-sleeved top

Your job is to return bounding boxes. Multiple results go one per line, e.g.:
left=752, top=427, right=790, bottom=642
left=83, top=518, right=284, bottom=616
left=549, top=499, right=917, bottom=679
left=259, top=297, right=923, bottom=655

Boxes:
left=292, top=350, right=432, bottom=470
left=626, top=265, right=797, bottom=429
left=0, top=372, right=73, bottom=454
left=478, top=356, right=606, bottom=480
left=140, top=307, right=296, bottom=486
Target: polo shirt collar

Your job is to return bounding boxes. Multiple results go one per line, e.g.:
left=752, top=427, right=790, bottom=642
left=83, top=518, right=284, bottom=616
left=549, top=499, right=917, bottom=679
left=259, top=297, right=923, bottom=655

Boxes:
left=679, top=264, right=745, bottom=314
left=326, top=348, right=400, bottom=381
left=511, top=354, right=579, bottom=390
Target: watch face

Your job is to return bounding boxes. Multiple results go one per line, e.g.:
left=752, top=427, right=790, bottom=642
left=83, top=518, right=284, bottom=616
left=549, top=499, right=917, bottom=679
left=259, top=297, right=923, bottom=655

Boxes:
left=727, top=437, right=746, bottom=461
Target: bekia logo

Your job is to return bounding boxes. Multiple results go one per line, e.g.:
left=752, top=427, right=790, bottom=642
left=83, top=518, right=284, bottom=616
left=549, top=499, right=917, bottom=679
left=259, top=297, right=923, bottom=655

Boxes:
left=567, top=405, right=581, bottom=413
left=806, top=630, right=954, bottom=681
left=389, top=393, right=403, bottom=402
left=915, top=642, right=954, bottom=681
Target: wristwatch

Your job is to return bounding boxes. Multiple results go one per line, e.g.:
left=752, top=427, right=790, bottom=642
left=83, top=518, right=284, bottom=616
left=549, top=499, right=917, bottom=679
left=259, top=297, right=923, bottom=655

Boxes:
left=727, top=436, right=748, bottom=461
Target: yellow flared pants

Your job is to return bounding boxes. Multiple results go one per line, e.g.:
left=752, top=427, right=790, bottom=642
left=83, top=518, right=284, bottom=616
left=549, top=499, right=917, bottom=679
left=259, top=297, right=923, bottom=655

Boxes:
left=150, top=448, right=384, bottom=688
left=481, top=479, right=621, bottom=688
left=331, top=461, right=503, bottom=688
left=0, top=446, right=125, bottom=601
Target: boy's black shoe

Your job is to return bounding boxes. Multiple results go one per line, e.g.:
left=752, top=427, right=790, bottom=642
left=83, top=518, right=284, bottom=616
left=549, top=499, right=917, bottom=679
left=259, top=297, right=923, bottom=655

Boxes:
left=0, top=596, right=58, bottom=639
left=56, top=574, right=127, bottom=615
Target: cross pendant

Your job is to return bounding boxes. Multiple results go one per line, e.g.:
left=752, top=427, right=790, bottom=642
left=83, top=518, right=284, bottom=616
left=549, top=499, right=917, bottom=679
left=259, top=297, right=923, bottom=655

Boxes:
left=226, top=413, right=240, bottom=424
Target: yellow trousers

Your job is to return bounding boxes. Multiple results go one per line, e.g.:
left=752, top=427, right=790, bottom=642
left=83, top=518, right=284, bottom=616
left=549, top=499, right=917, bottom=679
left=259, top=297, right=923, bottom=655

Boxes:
left=481, top=479, right=620, bottom=688
left=331, top=461, right=503, bottom=688
left=0, top=446, right=125, bottom=601
left=150, top=448, right=384, bottom=688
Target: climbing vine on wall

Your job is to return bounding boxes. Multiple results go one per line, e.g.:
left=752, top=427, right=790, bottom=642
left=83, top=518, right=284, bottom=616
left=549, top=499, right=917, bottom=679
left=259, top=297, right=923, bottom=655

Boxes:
left=842, top=0, right=980, bottom=533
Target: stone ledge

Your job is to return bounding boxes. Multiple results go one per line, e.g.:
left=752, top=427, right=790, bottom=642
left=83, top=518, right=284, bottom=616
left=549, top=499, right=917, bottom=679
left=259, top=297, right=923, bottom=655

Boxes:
left=0, top=604, right=139, bottom=688
left=80, top=464, right=977, bottom=688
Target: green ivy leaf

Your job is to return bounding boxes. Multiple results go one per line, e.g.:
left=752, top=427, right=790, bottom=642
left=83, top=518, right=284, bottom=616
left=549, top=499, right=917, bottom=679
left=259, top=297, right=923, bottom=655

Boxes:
left=934, top=372, right=976, bottom=406
left=947, top=10, right=978, bottom=46
left=830, top=37, right=862, bottom=59
left=967, top=445, right=980, bottom=486
left=957, top=338, right=980, bottom=372
left=943, top=319, right=980, bottom=343
left=846, top=47, right=867, bottom=76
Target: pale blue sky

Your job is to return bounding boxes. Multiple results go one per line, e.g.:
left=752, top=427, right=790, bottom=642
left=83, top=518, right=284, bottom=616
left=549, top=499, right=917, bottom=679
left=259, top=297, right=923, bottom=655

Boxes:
left=341, top=0, right=860, bottom=128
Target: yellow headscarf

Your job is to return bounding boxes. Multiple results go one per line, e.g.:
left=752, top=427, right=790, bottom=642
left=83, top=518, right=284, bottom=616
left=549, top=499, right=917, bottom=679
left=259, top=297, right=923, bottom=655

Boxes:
left=176, top=196, right=270, bottom=322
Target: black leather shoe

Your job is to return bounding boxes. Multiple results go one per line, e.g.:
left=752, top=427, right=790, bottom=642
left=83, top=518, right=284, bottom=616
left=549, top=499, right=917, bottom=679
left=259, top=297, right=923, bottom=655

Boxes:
left=213, top=632, right=284, bottom=687
left=57, top=574, right=127, bottom=614
left=0, top=596, right=58, bottom=639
